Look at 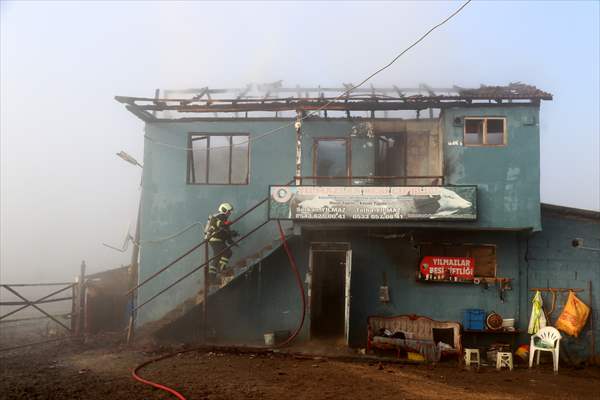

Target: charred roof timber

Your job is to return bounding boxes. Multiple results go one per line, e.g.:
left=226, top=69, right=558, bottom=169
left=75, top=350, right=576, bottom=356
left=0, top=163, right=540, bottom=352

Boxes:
left=115, top=82, right=553, bottom=122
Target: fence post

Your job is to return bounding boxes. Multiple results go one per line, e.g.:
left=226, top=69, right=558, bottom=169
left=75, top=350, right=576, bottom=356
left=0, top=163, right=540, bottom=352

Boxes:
left=75, top=260, right=86, bottom=338
left=127, top=199, right=141, bottom=345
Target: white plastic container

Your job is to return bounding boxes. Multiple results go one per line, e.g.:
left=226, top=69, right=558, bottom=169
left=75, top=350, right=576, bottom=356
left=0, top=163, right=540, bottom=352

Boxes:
left=502, top=318, right=515, bottom=328
left=264, top=332, right=275, bottom=346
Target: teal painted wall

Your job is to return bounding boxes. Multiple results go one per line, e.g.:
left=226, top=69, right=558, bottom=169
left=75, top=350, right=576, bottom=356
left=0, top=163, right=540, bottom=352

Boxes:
left=137, top=107, right=543, bottom=325
left=138, top=120, right=296, bottom=324
left=441, top=106, right=541, bottom=230
left=155, top=229, right=523, bottom=349
left=524, top=208, right=600, bottom=363
left=157, top=209, right=599, bottom=362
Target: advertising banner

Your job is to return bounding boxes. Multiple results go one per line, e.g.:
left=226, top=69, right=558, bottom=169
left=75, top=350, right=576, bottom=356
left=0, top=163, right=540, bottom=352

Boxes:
left=268, top=186, right=476, bottom=221
left=419, top=256, right=475, bottom=281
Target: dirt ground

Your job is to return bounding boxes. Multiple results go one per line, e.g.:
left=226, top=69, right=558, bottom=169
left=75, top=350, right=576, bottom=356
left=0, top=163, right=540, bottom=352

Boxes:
left=1, top=338, right=600, bottom=400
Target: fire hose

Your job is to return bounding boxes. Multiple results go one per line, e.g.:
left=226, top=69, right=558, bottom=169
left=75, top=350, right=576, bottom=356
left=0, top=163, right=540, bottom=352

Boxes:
left=131, top=220, right=306, bottom=399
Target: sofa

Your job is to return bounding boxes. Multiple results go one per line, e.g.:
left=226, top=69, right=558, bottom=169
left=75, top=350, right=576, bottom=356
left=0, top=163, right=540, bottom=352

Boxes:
left=367, top=315, right=462, bottom=361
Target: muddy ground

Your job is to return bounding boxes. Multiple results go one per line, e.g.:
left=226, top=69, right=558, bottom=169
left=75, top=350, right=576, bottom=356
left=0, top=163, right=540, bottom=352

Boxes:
left=1, top=338, right=599, bottom=400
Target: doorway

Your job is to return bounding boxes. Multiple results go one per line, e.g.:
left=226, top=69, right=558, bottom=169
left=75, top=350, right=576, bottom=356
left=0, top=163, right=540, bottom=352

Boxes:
left=309, top=244, right=352, bottom=344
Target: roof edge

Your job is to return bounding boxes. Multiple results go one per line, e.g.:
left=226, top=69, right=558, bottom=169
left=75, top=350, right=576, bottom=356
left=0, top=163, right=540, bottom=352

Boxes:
left=541, top=203, right=600, bottom=220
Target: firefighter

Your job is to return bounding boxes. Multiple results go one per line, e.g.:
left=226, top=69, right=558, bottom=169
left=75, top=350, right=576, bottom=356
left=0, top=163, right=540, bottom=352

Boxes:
left=204, top=203, right=238, bottom=284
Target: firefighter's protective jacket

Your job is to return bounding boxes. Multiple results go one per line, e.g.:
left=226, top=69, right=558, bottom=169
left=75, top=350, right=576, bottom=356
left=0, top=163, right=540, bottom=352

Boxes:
left=205, top=213, right=235, bottom=244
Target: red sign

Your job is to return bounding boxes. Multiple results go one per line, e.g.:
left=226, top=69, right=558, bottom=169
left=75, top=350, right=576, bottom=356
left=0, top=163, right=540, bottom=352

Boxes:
left=419, top=256, right=475, bottom=280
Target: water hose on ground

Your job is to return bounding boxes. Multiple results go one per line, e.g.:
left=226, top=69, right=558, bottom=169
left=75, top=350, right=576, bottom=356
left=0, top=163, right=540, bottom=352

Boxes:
left=131, top=220, right=306, bottom=399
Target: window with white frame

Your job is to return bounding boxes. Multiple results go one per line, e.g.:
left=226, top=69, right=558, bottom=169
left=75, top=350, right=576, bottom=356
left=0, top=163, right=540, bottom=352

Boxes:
left=464, top=117, right=506, bottom=146
left=187, top=134, right=249, bottom=184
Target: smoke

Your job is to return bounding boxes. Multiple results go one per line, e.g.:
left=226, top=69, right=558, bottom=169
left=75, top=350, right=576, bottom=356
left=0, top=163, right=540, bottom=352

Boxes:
left=1, top=1, right=598, bottom=284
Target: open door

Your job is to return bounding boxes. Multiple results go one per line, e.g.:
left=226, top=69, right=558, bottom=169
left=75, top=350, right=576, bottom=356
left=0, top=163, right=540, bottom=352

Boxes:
left=344, top=249, right=352, bottom=346
left=309, top=243, right=352, bottom=346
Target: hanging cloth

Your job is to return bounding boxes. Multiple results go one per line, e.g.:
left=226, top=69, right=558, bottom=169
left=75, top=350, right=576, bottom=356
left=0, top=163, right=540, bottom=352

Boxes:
left=528, top=290, right=547, bottom=334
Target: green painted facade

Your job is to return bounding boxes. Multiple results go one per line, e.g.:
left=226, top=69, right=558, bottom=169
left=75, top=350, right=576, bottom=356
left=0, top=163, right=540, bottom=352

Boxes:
left=138, top=106, right=543, bottom=326
left=441, top=106, right=541, bottom=231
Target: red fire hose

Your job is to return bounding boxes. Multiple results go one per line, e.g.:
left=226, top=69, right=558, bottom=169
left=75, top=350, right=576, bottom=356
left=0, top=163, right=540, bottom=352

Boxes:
left=131, top=220, right=306, bottom=399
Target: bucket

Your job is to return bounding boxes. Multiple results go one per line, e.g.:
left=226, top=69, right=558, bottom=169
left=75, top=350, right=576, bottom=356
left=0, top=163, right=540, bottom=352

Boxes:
left=502, top=318, right=515, bottom=328
left=264, top=332, right=275, bottom=346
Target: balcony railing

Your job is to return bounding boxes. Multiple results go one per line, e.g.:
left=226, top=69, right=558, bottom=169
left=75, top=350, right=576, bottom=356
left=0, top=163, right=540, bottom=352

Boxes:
left=294, top=175, right=444, bottom=186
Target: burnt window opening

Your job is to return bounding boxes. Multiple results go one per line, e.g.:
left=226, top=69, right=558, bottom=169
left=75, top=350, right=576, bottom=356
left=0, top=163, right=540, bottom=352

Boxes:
left=376, top=132, right=442, bottom=186
left=187, top=133, right=249, bottom=184
left=419, top=243, right=497, bottom=277
left=464, top=117, right=506, bottom=146
left=377, top=134, right=406, bottom=185
left=313, top=138, right=350, bottom=185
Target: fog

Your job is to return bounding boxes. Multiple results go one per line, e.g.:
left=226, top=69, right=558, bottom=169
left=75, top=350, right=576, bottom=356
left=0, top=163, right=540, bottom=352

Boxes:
left=1, top=1, right=599, bottom=283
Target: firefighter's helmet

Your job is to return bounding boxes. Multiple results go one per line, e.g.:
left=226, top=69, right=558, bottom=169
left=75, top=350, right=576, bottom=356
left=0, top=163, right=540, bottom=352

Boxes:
left=218, top=202, right=234, bottom=214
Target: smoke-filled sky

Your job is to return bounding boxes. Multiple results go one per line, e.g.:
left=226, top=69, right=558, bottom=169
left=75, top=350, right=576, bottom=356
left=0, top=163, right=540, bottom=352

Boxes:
left=1, top=1, right=599, bottom=283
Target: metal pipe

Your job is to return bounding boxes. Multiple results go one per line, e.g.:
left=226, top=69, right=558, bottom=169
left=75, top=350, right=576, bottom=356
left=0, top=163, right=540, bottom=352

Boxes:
left=0, top=282, right=74, bottom=287
left=294, top=175, right=444, bottom=180
left=295, top=112, right=302, bottom=186
left=0, top=297, right=72, bottom=306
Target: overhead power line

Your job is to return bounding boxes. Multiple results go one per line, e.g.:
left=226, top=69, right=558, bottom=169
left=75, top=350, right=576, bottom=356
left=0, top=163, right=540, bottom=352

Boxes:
left=143, top=0, right=472, bottom=151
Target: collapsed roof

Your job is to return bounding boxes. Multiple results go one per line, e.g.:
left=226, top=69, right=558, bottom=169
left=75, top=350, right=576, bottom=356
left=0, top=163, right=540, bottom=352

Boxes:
left=115, top=82, right=553, bottom=121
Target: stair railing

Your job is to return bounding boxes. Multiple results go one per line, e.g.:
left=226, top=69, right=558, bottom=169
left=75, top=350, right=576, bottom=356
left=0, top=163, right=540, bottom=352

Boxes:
left=132, top=219, right=271, bottom=313
left=126, top=179, right=294, bottom=297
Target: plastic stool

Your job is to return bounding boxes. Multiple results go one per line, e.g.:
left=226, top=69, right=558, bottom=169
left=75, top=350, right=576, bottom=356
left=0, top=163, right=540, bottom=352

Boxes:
left=464, top=348, right=480, bottom=367
left=496, top=352, right=513, bottom=370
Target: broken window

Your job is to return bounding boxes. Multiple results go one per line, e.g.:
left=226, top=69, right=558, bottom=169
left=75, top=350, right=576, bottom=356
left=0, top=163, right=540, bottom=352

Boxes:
left=464, top=118, right=506, bottom=146
left=419, top=243, right=497, bottom=277
left=313, top=138, right=349, bottom=185
left=187, top=134, right=249, bottom=184
left=375, top=131, right=442, bottom=185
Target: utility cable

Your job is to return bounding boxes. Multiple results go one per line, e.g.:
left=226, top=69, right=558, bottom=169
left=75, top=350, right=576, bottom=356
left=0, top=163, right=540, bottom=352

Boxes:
left=143, top=0, right=471, bottom=152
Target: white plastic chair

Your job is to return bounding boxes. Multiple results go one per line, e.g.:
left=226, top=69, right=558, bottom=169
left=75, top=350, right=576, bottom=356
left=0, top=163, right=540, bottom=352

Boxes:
left=529, top=326, right=562, bottom=372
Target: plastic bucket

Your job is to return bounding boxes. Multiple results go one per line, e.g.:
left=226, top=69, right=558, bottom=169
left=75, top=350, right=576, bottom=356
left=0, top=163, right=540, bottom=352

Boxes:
left=264, top=332, right=275, bottom=346
left=502, top=318, right=515, bottom=328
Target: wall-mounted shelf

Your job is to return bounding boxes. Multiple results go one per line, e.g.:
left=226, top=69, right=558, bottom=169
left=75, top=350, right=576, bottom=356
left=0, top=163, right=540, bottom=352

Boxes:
left=416, top=276, right=512, bottom=285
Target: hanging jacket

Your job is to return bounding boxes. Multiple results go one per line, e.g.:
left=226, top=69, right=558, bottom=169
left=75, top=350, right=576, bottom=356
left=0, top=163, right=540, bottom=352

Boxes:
left=528, top=290, right=547, bottom=334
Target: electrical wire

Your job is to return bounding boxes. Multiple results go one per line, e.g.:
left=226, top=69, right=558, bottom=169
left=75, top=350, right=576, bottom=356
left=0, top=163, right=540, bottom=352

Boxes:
left=143, top=0, right=471, bottom=152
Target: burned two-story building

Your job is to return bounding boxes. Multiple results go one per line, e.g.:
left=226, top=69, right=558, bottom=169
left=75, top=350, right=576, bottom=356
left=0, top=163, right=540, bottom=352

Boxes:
left=116, top=83, right=599, bottom=359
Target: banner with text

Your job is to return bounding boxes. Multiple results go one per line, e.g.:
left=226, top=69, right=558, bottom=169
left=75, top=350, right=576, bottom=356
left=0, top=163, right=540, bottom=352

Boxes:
left=268, top=186, right=477, bottom=221
left=419, top=256, right=475, bottom=280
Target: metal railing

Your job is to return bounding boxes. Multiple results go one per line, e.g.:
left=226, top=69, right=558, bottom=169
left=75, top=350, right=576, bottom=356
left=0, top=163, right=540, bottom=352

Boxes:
left=0, top=264, right=87, bottom=352
left=294, top=175, right=445, bottom=185
left=126, top=179, right=295, bottom=298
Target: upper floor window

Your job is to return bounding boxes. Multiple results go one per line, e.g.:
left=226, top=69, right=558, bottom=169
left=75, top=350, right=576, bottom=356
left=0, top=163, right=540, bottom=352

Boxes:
left=187, top=133, right=249, bottom=184
left=313, top=138, right=350, bottom=185
left=464, top=117, right=506, bottom=146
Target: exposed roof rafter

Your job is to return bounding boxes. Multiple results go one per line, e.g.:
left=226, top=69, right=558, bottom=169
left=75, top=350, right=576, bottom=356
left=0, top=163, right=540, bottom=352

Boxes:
left=116, top=82, right=552, bottom=120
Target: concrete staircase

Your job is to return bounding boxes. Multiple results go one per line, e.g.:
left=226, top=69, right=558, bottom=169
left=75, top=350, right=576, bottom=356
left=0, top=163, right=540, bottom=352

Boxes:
left=208, top=225, right=294, bottom=294
left=136, top=225, right=294, bottom=340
